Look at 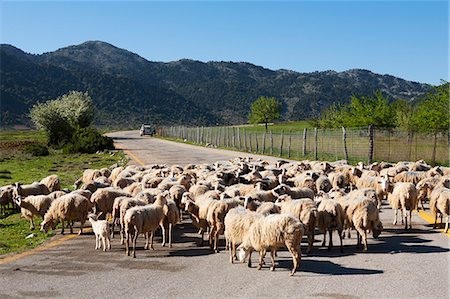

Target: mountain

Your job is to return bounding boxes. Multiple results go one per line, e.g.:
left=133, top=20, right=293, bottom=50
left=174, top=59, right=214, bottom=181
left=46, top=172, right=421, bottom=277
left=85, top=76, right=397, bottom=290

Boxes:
left=0, top=41, right=433, bottom=128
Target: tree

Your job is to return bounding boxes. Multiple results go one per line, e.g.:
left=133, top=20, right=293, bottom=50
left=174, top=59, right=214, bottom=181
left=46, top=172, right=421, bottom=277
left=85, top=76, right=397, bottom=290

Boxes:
left=412, top=82, right=449, bottom=165
left=30, top=91, right=95, bottom=146
left=248, top=96, right=282, bottom=132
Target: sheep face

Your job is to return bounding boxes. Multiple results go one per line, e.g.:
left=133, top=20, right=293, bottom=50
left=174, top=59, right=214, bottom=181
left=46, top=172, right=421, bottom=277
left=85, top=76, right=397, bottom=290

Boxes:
left=372, top=221, right=383, bottom=239
left=40, top=219, right=56, bottom=233
left=236, top=245, right=250, bottom=263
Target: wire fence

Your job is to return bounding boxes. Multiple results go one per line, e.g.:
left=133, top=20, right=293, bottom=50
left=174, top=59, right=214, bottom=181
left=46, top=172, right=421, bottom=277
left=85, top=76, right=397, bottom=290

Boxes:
left=157, top=125, right=449, bottom=165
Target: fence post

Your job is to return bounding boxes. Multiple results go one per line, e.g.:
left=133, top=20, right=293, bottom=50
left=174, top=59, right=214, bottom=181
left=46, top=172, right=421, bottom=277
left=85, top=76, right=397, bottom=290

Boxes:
left=314, top=128, right=318, bottom=160
left=342, top=127, right=349, bottom=162
left=249, top=132, right=253, bottom=152
left=368, top=125, right=374, bottom=164
left=280, top=130, right=284, bottom=157
left=244, top=129, right=247, bottom=151
left=270, top=131, right=273, bottom=155
left=262, top=132, right=266, bottom=155
left=233, top=127, right=236, bottom=148
left=255, top=132, right=259, bottom=153
left=288, top=130, right=292, bottom=158
left=302, top=128, right=307, bottom=157
left=237, top=128, right=241, bottom=150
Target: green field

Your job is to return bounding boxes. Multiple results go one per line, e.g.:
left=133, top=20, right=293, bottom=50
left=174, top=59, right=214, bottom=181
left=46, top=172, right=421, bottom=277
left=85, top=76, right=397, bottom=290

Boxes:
left=0, top=130, right=127, bottom=255
left=237, top=121, right=312, bottom=134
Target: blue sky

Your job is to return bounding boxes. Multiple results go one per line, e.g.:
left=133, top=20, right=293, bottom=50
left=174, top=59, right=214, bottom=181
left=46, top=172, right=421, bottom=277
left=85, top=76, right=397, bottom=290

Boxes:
left=0, top=1, right=448, bottom=85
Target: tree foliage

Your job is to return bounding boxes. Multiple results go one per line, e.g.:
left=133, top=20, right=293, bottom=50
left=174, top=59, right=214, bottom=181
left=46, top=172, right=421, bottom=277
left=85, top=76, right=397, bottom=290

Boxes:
left=248, top=96, right=282, bottom=131
left=412, top=82, right=449, bottom=134
left=30, top=91, right=95, bottom=146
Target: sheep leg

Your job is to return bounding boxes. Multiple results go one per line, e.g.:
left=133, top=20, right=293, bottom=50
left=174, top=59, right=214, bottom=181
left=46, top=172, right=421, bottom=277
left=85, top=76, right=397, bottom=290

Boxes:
left=79, top=218, right=85, bottom=235
left=168, top=223, right=173, bottom=248
left=111, top=218, right=115, bottom=238
left=102, top=237, right=106, bottom=252
left=286, top=244, right=300, bottom=276
left=132, top=229, right=138, bottom=258
left=160, top=224, right=166, bottom=247
left=403, top=207, right=408, bottom=230
left=94, top=234, right=99, bottom=250
left=144, top=232, right=149, bottom=250
left=338, top=228, right=343, bottom=253
left=433, top=213, right=438, bottom=228
left=29, top=218, right=35, bottom=230
left=125, top=228, right=131, bottom=256
left=230, top=241, right=235, bottom=263
left=321, top=230, right=326, bottom=247
left=247, top=250, right=253, bottom=268
left=257, top=249, right=266, bottom=270
left=408, top=209, right=412, bottom=229
left=61, top=220, right=65, bottom=235
left=356, top=227, right=367, bottom=251
left=69, top=220, right=73, bottom=234
left=106, top=234, right=111, bottom=250
left=306, top=231, right=313, bottom=254
left=150, top=232, right=155, bottom=250
left=445, top=214, right=449, bottom=233
left=269, top=249, right=276, bottom=271
left=328, top=229, right=333, bottom=251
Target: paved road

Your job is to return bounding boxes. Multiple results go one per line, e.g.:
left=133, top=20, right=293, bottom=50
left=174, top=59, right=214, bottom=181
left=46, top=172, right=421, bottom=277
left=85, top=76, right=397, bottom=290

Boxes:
left=1, top=131, right=449, bottom=299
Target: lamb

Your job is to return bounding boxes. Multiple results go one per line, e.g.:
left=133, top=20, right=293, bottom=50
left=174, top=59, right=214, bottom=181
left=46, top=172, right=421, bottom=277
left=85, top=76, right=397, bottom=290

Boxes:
left=40, top=175, right=61, bottom=192
left=387, top=182, right=418, bottom=229
left=124, top=194, right=168, bottom=258
left=90, top=187, right=132, bottom=219
left=276, top=196, right=317, bottom=253
left=169, top=184, right=187, bottom=214
left=346, top=197, right=383, bottom=251
left=13, top=182, right=50, bottom=199
left=237, top=214, right=304, bottom=276
left=40, top=193, right=91, bottom=235
left=15, top=195, right=55, bottom=229
left=316, top=199, right=345, bottom=252
left=224, top=207, right=263, bottom=263
left=416, top=177, right=442, bottom=210
left=429, top=187, right=450, bottom=233
left=0, top=185, right=15, bottom=214
left=88, top=214, right=111, bottom=251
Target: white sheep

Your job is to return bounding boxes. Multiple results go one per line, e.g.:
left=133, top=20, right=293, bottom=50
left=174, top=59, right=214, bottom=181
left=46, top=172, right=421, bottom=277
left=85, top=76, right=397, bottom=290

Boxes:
left=224, top=207, right=263, bottom=263
left=0, top=185, right=15, bottom=214
left=346, top=197, right=383, bottom=251
left=237, top=214, right=304, bottom=276
left=88, top=214, right=111, bottom=251
left=124, top=194, right=168, bottom=258
left=40, top=193, right=91, bottom=235
left=276, top=196, right=317, bottom=254
left=13, top=182, right=50, bottom=198
left=40, top=175, right=61, bottom=193
left=429, top=187, right=450, bottom=233
left=90, top=187, right=132, bottom=219
left=388, top=182, right=418, bottom=229
left=317, top=199, right=345, bottom=252
left=162, top=198, right=180, bottom=248
left=271, top=184, right=315, bottom=200
left=15, top=195, right=55, bottom=229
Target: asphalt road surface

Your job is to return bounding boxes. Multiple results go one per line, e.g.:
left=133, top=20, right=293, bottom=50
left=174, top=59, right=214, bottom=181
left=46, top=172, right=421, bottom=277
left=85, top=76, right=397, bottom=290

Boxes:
left=1, top=131, right=449, bottom=299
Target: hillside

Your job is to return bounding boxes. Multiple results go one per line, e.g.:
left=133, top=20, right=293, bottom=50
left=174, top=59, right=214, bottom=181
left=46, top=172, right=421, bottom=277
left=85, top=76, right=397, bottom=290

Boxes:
left=0, top=41, right=432, bottom=128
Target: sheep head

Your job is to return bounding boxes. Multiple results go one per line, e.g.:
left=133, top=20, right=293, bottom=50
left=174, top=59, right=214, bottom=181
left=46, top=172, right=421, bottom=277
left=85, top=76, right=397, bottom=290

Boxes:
left=372, top=221, right=383, bottom=239
left=40, top=219, right=56, bottom=233
left=236, top=244, right=251, bottom=263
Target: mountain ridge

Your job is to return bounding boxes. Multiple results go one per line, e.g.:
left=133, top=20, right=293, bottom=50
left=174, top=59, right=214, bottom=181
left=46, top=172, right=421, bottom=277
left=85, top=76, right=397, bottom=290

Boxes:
left=0, top=41, right=432, bottom=128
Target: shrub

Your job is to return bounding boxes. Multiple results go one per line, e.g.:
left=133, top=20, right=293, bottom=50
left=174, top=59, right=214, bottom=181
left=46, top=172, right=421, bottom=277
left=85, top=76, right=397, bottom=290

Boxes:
left=63, top=128, right=114, bottom=154
left=23, top=144, right=49, bottom=156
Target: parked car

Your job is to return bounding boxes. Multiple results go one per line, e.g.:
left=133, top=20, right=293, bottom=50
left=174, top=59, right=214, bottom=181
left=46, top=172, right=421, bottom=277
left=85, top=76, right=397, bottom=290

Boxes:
left=140, top=124, right=155, bottom=136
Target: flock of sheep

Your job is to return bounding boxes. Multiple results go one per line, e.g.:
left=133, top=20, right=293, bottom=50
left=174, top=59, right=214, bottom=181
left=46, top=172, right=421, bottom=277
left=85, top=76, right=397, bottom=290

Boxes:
left=1, top=157, right=449, bottom=276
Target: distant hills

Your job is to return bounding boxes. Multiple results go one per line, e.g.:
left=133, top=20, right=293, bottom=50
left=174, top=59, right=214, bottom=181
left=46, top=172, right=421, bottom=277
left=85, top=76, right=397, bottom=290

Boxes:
left=0, top=41, right=433, bottom=128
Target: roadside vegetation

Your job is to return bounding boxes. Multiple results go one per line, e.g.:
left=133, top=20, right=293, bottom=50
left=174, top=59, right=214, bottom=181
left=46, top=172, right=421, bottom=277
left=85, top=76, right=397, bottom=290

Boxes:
left=0, top=91, right=129, bottom=255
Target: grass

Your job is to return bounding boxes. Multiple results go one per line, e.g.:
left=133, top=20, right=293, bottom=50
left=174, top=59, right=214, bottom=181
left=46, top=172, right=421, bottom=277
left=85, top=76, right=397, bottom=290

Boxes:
left=236, top=121, right=312, bottom=134
left=0, top=129, right=128, bottom=256
left=0, top=212, right=55, bottom=255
